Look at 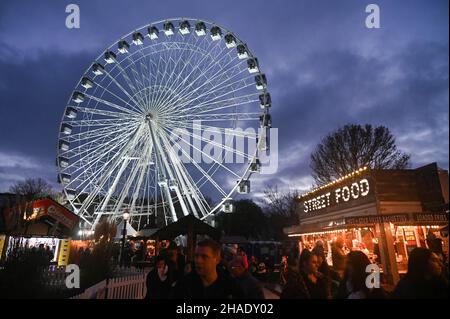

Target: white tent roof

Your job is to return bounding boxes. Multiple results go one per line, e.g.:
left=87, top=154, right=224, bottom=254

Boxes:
left=115, top=220, right=137, bottom=239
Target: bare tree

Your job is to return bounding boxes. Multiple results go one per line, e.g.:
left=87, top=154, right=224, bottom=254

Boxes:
left=9, top=178, right=54, bottom=201
left=262, top=185, right=299, bottom=217
left=310, top=124, right=410, bottom=185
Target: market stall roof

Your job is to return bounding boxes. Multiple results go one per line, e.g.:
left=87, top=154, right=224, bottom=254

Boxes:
left=150, top=214, right=221, bottom=241
left=1, top=198, right=79, bottom=237
left=114, top=220, right=137, bottom=239
left=131, top=226, right=159, bottom=239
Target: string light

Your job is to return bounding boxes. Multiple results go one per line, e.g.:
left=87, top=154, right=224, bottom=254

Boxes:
left=288, top=229, right=348, bottom=237
left=298, top=166, right=370, bottom=200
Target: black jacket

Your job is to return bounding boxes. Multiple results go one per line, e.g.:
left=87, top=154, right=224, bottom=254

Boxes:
left=171, top=272, right=244, bottom=299
left=145, top=269, right=172, bottom=299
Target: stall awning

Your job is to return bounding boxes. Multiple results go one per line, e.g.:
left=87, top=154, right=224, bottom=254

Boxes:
left=285, top=211, right=449, bottom=236
left=115, top=220, right=137, bottom=239
left=130, top=226, right=159, bottom=240
left=150, top=214, right=221, bottom=241
left=2, top=198, right=79, bottom=237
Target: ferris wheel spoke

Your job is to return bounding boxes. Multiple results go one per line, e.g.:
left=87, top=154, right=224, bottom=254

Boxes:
left=164, top=123, right=252, bottom=161
left=186, top=77, right=257, bottom=114
left=71, top=106, right=134, bottom=119
left=148, top=119, right=181, bottom=221
left=175, top=91, right=259, bottom=117
left=91, top=74, right=145, bottom=114
left=163, top=120, right=258, bottom=139
left=163, top=44, right=239, bottom=112
left=83, top=92, right=142, bottom=116
left=161, top=122, right=218, bottom=213
left=158, top=132, right=207, bottom=218
left=173, top=62, right=250, bottom=114
left=124, top=52, right=152, bottom=109
left=159, top=131, right=228, bottom=198
left=151, top=41, right=199, bottom=114
left=153, top=34, right=225, bottom=112
left=130, top=143, right=155, bottom=217
left=77, top=125, right=145, bottom=221
left=63, top=121, right=138, bottom=143
left=133, top=45, right=156, bottom=109
left=101, top=67, right=145, bottom=113
left=88, top=77, right=143, bottom=113
left=96, top=129, right=152, bottom=216
left=63, top=118, right=135, bottom=127
left=163, top=122, right=241, bottom=192
left=152, top=32, right=213, bottom=112
left=108, top=155, right=145, bottom=219
left=113, top=60, right=148, bottom=108
left=158, top=41, right=235, bottom=114
left=174, top=112, right=260, bottom=122
left=61, top=125, right=137, bottom=163
left=62, top=129, right=137, bottom=188
left=159, top=125, right=240, bottom=179
left=150, top=44, right=176, bottom=112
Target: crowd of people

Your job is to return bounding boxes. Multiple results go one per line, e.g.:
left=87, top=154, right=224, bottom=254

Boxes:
left=145, top=239, right=265, bottom=299
left=280, top=239, right=449, bottom=299
left=143, top=237, right=448, bottom=300
left=6, top=243, right=54, bottom=268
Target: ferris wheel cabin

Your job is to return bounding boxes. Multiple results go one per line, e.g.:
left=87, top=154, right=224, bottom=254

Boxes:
left=118, top=40, right=130, bottom=53
left=179, top=20, right=191, bottom=35
left=210, top=26, right=222, bottom=41
left=195, top=22, right=206, bottom=36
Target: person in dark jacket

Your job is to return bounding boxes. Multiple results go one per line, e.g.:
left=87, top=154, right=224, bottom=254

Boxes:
left=393, top=247, right=448, bottom=299
left=171, top=239, right=243, bottom=299
left=229, top=256, right=265, bottom=299
left=166, top=242, right=185, bottom=286
left=145, top=254, right=172, bottom=299
left=337, top=251, right=386, bottom=299
left=281, top=249, right=329, bottom=299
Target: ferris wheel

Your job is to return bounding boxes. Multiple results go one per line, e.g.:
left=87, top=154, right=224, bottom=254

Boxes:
left=56, top=18, right=272, bottom=229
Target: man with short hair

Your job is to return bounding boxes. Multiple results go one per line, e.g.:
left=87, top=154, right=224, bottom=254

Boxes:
left=171, top=239, right=243, bottom=299
left=229, top=256, right=265, bottom=299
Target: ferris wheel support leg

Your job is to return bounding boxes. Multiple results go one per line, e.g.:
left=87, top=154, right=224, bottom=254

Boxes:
left=130, top=144, right=154, bottom=217
left=159, top=132, right=198, bottom=218
left=81, top=126, right=143, bottom=228
left=163, top=184, right=178, bottom=222
left=97, top=157, right=130, bottom=215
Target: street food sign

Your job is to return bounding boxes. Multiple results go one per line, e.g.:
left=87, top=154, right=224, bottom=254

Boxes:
left=301, top=178, right=372, bottom=214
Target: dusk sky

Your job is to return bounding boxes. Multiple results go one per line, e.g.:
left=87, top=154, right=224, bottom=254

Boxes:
left=0, top=0, right=448, bottom=201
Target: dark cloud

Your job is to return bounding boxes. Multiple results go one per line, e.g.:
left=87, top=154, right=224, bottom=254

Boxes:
left=0, top=0, right=448, bottom=200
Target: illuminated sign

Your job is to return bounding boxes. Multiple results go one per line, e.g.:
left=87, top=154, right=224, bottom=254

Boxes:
left=302, top=178, right=371, bottom=213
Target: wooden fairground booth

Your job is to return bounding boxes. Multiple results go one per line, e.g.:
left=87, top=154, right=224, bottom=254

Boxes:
left=0, top=198, right=79, bottom=266
left=285, top=163, right=449, bottom=286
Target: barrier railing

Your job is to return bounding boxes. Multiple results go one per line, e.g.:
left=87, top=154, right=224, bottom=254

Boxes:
left=70, top=273, right=146, bottom=299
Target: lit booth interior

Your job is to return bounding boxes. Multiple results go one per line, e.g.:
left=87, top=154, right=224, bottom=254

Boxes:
left=285, top=163, right=449, bottom=285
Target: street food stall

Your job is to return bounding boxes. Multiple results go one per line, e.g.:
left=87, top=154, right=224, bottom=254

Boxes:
left=285, top=163, right=449, bottom=285
left=0, top=198, right=79, bottom=266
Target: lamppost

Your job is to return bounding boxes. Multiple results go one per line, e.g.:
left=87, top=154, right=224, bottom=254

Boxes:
left=120, top=211, right=130, bottom=267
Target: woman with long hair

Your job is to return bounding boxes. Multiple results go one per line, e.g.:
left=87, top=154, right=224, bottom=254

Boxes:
left=394, top=247, right=448, bottom=299
left=338, top=251, right=386, bottom=299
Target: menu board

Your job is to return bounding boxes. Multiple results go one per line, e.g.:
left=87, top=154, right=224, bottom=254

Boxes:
left=403, top=230, right=416, bottom=242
